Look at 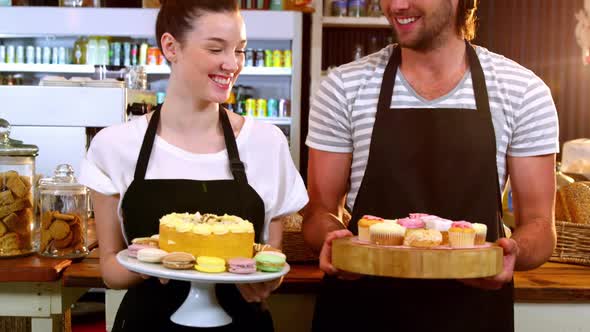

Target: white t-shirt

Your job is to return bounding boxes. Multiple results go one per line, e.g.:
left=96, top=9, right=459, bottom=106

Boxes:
left=307, top=44, right=559, bottom=209
left=79, top=115, right=309, bottom=244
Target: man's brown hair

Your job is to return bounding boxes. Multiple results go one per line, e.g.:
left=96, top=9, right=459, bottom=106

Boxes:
left=456, top=0, right=478, bottom=41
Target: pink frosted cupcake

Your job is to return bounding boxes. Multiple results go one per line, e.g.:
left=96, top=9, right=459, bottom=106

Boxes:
left=397, top=217, right=425, bottom=237
left=448, top=221, right=476, bottom=248
left=409, top=213, right=430, bottom=219
left=423, top=216, right=453, bottom=245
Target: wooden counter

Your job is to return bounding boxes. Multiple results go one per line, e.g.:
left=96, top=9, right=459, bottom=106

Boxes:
left=62, top=253, right=590, bottom=303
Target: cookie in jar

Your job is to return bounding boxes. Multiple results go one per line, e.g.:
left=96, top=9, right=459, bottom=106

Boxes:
left=38, top=164, right=89, bottom=258
left=0, top=119, right=38, bottom=257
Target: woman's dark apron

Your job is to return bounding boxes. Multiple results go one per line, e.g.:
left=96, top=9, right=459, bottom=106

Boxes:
left=312, top=42, right=513, bottom=332
left=112, top=107, right=274, bottom=332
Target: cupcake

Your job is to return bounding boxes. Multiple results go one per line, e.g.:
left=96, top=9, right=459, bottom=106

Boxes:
left=369, top=223, right=406, bottom=245
left=409, top=213, right=430, bottom=219
left=448, top=221, right=476, bottom=248
left=397, top=217, right=425, bottom=237
left=403, top=229, right=443, bottom=248
left=357, top=215, right=384, bottom=242
left=423, top=217, right=452, bottom=245
left=472, top=223, right=488, bottom=245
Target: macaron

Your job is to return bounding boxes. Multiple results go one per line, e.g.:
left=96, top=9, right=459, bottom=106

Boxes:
left=162, top=252, right=195, bottom=270
left=255, top=252, right=286, bottom=273
left=127, top=244, right=153, bottom=258
left=137, top=248, right=168, bottom=263
left=131, top=237, right=159, bottom=247
left=195, top=256, right=226, bottom=273
left=227, top=257, right=257, bottom=274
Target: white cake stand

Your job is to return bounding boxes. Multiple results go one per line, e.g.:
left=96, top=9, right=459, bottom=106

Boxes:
left=116, top=250, right=289, bottom=328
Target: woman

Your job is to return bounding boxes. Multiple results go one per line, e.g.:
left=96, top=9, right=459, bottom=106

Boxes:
left=79, top=1, right=308, bottom=331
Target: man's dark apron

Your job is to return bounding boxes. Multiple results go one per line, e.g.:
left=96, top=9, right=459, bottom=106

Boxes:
left=312, top=42, right=513, bottom=332
left=112, top=107, right=274, bottom=332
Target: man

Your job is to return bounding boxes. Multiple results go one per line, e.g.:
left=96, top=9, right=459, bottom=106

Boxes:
left=303, top=0, right=558, bottom=331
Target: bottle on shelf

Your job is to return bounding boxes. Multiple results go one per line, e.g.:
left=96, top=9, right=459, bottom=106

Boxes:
left=367, top=0, right=382, bottom=17
left=73, top=37, right=87, bottom=65
left=347, top=0, right=366, bottom=17
left=86, top=37, right=98, bottom=65
left=97, top=37, right=110, bottom=65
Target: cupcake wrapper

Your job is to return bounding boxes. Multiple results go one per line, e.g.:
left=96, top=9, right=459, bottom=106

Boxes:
left=474, top=233, right=487, bottom=245
left=448, top=231, right=476, bottom=248
left=358, top=227, right=371, bottom=242
left=370, top=232, right=403, bottom=246
left=441, top=231, right=449, bottom=246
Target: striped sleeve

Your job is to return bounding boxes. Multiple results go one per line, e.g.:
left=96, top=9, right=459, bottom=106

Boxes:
left=306, top=69, right=354, bottom=153
left=508, top=75, right=560, bottom=157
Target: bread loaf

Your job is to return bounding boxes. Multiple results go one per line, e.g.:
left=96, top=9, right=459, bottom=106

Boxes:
left=555, top=181, right=590, bottom=224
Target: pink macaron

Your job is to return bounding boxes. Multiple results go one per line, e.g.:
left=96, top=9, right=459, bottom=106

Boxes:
left=127, top=244, right=153, bottom=258
left=227, top=257, right=257, bottom=274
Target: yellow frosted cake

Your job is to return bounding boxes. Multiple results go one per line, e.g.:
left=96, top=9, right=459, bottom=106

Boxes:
left=159, top=212, right=255, bottom=260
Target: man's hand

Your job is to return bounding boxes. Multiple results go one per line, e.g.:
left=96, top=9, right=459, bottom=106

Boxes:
left=237, top=278, right=283, bottom=303
left=459, top=238, right=519, bottom=290
left=319, top=229, right=361, bottom=280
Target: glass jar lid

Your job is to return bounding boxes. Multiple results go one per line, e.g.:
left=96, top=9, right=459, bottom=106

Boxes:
left=0, top=119, right=39, bottom=157
left=39, top=164, right=86, bottom=191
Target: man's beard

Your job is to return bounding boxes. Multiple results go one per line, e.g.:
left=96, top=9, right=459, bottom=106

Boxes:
left=393, top=0, right=454, bottom=51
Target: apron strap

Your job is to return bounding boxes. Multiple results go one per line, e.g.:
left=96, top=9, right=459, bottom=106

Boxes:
left=466, top=42, right=506, bottom=237
left=219, top=106, right=248, bottom=184
left=134, top=107, right=161, bottom=180
left=134, top=106, right=249, bottom=185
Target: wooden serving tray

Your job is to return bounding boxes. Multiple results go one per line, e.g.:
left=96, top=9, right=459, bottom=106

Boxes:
left=332, top=237, right=503, bottom=279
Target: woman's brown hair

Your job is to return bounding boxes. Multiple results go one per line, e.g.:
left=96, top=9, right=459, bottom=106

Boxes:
left=456, top=0, right=478, bottom=41
left=156, top=0, right=240, bottom=52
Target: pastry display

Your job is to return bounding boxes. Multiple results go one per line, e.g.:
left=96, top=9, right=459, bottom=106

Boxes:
left=0, top=171, right=34, bottom=256
left=354, top=213, right=490, bottom=249
left=39, top=211, right=85, bottom=255
left=159, top=212, right=255, bottom=260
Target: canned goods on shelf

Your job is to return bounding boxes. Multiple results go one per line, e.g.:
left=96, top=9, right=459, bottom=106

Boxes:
left=26, top=46, right=35, bottom=64
left=283, top=50, right=292, bottom=68
left=264, top=49, right=273, bottom=67
left=279, top=99, right=290, bottom=117
left=0, top=46, right=5, bottom=64
left=272, top=49, right=283, bottom=67
left=35, top=47, right=42, bottom=64
left=255, top=49, right=265, bottom=67
left=16, top=45, right=25, bottom=64
left=257, top=98, right=267, bottom=117
left=245, top=98, right=256, bottom=117
left=147, top=47, right=159, bottom=66
left=58, top=46, right=67, bottom=65
left=245, top=48, right=255, bottom=67
left=267, top=98, right=279, bottom=117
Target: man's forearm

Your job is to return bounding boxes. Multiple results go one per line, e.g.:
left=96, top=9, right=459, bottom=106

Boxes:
left=303, top=208, right=346, bottom=253
left=511, top=219, right=556, bottom=271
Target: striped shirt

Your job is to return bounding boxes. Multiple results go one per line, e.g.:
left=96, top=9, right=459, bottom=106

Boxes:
left=306, top=44, right=559, bottom=209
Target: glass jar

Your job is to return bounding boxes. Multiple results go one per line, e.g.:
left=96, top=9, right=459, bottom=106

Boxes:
left=0, top=119, right=38, bottom=257
left=38, top=164, right=88, bottom=258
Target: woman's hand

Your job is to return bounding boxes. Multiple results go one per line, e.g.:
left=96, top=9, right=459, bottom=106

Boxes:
left=139, top=274, right=169, bottom=285
left=237, top=277, right=283, bottom=303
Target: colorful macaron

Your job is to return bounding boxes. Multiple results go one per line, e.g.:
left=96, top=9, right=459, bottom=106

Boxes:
left=195, top=256, right=226, bottom=273
left=227, top=257, right=257, bottom=274
left=136, top=248, right=168, bottom=263
left=255, top=252, right=286, bottom=272
left=131, top=237, right=159, bottom=247
left=162, top=252, right=195, bottom=270
left=127, top=244, right=154, bottom=258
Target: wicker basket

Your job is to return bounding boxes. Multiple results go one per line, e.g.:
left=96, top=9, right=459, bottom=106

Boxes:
left=549, top=221, right=590, bottom=266
left=279, top=213, right=318, bottom=262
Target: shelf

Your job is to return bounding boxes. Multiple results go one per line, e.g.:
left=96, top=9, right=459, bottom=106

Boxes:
left=0, top=64, right=292, bottom=76
left=0, top=63, right=95, bottom=74
left=322, top=16, right=390, bottom=28
left=0, top=8, right=301, bottom=40
left=248, top=117, right=292, bottom=125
